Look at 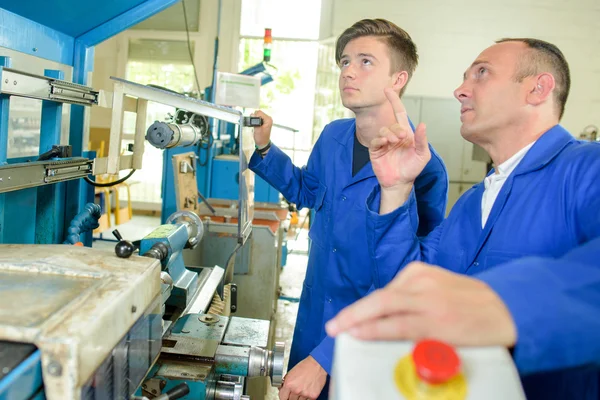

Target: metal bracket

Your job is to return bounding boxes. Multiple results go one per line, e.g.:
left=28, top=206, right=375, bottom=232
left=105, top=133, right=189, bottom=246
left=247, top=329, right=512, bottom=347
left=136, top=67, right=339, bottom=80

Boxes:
left=179, top=160, right=195, bottom=174
left=230, top=283, right=238, bottom=314
left=0, top=67, right=98, bottom=106
left=0, top=158, right=93, bottom=193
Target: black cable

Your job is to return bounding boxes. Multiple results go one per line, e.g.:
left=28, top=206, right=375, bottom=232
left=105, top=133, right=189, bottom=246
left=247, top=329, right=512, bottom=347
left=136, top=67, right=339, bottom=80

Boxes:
left=37, top=148, right=60, bottom=161
left=84, top=169, right=136, bottom=187
left=197, top=132, right=214, bottom=167
left=181, top=0, right=202, bottom=96
left=223, top=243, right=242, bottom=284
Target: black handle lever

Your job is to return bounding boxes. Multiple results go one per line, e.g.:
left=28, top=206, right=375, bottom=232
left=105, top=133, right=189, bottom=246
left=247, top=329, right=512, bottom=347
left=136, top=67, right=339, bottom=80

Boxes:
left=112, top=229, right=136, bottom=258
left=154, top=383, right=190, bottom=400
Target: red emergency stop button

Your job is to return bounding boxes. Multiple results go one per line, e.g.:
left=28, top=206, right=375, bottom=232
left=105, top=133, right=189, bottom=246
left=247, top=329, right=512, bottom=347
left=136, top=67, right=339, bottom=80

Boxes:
left=412, top=339, right=461, bottom=384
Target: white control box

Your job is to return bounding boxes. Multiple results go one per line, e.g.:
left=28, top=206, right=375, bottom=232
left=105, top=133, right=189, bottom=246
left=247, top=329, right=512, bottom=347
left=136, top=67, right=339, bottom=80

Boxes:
left=330, top=333, right=526, bottom=400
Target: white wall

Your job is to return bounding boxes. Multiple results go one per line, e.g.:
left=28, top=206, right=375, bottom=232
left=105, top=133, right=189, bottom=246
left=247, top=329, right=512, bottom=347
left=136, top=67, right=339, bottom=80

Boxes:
left=327, top=0, right=600, bottom=135
left=90, top=33, right=124, bottom=128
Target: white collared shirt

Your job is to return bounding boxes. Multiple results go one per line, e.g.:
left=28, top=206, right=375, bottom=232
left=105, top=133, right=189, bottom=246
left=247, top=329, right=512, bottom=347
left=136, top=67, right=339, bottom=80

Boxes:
left=481, top=142, right=536, bottom=228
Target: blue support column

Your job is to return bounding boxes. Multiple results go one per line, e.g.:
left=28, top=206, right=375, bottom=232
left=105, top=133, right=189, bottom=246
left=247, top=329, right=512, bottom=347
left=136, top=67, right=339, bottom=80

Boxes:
left=69, top=42, right=93, bottom=155
left=65, top=41, right=96, bottom=246
left=0, top=56, right=12, bottom=243
left=35, top=69, right=65, bottom=244
left=5, top=188, right=38, bottom=243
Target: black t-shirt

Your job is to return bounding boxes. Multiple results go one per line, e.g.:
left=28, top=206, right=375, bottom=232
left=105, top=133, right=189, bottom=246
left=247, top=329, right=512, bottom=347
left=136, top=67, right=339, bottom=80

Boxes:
left=352, top=133, right=370, bottom=177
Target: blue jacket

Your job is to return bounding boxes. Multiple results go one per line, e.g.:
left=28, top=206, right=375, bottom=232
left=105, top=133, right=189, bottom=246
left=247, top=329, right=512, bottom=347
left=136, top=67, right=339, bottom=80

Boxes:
left=366, top=125, right=600, bottom=399
left=249, top=118, right=448, bottom=397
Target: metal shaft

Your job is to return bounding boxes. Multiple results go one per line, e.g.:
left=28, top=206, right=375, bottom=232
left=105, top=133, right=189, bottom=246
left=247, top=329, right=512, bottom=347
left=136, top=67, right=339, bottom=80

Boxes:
left=146, top=121, right=204, bottom=149
left=214, top=342, right=285, bottom=387
left=168, top=123, right=203, bottom=147
left=214, top=379, right=244, bottom=400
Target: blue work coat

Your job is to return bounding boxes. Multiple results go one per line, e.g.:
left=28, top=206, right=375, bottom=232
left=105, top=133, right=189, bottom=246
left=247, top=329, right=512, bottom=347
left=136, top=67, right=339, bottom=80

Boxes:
left=249, top=118, right=448, bottom=398
left=366, top=125, right=600, bottom=399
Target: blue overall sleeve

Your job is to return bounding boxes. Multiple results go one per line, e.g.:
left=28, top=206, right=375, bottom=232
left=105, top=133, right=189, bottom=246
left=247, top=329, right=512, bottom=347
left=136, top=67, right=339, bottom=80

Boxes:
left=366, top=185, right=445, bottom=288
left=249, top=135, right=324, bottom=210
left=310, top=336, right=335, bottom=374
left=413, top=146, right=448, bottom=236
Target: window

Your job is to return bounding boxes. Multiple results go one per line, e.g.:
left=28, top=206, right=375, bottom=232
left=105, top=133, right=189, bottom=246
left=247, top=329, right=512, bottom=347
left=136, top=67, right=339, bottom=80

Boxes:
left=312, top=39, right=352, bottom=143
left=238, top=39, right=318, bottom=165
left=7, top=98, right=71, bottom=159
left=238, top=0, right=322, bottom=166
left=240, top=0, right=321, bottom=40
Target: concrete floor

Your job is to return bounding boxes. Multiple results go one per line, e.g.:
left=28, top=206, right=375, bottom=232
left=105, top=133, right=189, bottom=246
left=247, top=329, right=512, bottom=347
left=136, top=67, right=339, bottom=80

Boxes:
left=93, top=215, right=308, bottom=400
left=265, top=238, right=309, bottom=400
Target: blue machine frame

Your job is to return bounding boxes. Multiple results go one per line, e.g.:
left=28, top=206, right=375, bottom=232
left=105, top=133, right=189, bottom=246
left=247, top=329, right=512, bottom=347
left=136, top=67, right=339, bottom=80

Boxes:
left=0, top=0, right=180, bottom=246
left=160, top=66, right=282, bottom=222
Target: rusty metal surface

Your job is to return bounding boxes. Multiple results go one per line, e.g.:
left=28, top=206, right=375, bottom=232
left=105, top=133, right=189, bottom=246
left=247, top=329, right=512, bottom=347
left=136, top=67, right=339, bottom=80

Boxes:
left=156, top=359, right=213, bottom=382
left=171, top=313, right=229, bottom=341
left=0, top=244, right=161, bottom=400
left=161, top=313, right=230, bottom=361
left=161, top=335, right=220, bottom=360
left=0, top=269, right=98, bottom=329
left=222, top=317, right=270, bottom=348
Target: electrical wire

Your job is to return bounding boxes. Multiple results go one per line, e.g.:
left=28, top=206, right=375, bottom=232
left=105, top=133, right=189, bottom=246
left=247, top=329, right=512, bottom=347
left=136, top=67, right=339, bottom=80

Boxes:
left=84, top=169, right=136, bottom=187
left=181, top=0, right=202, bottom=97
left=37, top=148, right=60, bottom=161
left=223, top=242, right=242, bottom=285
left=197, top=132, right=214, bottom=167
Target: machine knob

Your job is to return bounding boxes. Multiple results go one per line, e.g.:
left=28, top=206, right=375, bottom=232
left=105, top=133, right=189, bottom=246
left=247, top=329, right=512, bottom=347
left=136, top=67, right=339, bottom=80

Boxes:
left=269, top=342, right=286, bottom=387
left=246, top=342, right=286, bottom=387
left=166, top=210, right=204, bottom=248
left=113, top=229, right=136, bottom=258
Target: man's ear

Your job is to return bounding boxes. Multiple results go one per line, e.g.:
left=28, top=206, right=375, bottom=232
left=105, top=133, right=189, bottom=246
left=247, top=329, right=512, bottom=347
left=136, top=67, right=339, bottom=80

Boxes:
left=527, top=73, right=555, bottom=106
left=392, top=71, right=409, bottom=93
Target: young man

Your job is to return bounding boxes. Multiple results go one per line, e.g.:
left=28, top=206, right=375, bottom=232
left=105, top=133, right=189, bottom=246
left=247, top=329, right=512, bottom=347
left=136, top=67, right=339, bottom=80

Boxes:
left=249, top=19, right=448, bottom=400
left=326, top=38, right=600, bottom=399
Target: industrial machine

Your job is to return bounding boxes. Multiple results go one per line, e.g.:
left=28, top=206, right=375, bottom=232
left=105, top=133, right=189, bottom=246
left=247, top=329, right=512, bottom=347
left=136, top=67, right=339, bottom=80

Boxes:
left=145, top=36, right=297, bottom=353
left=117, top=209, right=285, bottom=400
left=0, top=210, right=285, bottom=400
left=579, top=124, right=599, bottom=142
left=0, top=70, right=286, bottom=398
left=0, top=0, right=288, bottom=399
